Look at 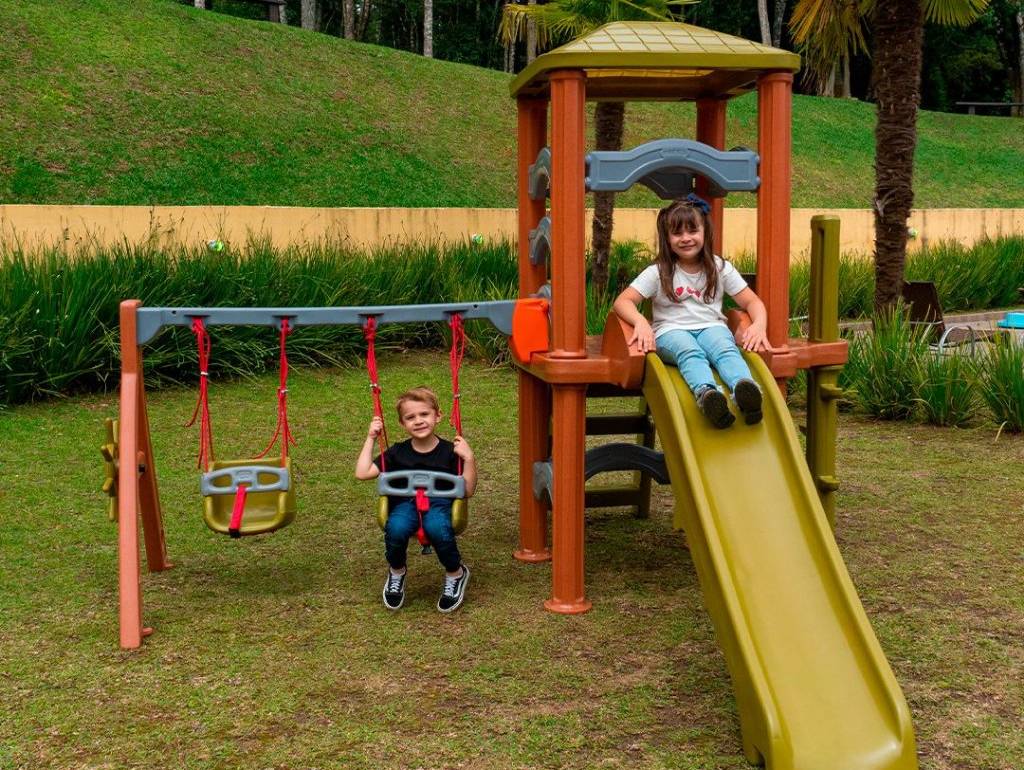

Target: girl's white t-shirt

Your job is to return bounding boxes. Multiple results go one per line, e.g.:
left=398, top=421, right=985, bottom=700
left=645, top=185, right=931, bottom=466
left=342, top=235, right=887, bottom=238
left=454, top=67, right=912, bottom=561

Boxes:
left=629, top=257, right=748, bottom=338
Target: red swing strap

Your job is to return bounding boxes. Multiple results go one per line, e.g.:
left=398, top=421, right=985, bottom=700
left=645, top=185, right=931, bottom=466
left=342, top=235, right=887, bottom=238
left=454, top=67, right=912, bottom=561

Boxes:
left=185, top=318, right=215, bottom=472
left=448, top=313, right=467, bottom=474
left=256, top=318, right=297, bottom=461
left=363, top=316, right=389, bottom=470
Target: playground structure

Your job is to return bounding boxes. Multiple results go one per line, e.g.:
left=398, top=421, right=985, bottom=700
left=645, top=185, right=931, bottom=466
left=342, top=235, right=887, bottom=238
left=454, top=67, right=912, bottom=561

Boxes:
left=506, top=22, right=917, bottom=770
left=107, top=20, right=918, bottom=770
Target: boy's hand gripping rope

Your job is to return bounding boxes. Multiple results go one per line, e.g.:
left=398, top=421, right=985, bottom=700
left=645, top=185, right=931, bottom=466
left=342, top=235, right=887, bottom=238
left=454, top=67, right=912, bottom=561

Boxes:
left=448, top=313, right=466, bottom=474
left=185, top=318, right=215, bottom=472
left=363, top=317, right=389, bottom=469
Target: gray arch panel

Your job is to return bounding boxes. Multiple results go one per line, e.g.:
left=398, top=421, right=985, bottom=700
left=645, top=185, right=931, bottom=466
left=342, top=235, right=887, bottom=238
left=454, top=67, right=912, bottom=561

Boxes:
left=586, top=139, right=759, bottom=199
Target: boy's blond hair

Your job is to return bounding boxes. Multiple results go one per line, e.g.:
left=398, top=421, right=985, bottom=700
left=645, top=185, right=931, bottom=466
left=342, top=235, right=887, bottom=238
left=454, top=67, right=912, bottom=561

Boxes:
left=395, top=386, right=441, bottom=419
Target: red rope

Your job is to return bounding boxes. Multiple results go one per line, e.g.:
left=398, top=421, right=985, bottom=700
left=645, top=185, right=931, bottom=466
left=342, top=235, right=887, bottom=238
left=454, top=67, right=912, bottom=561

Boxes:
left=185, top=318, right=215, bottom=472
left=363, top=317, right=389, bottom=470
left=448, top=313, right=467, bottom=474
left=256, top=318, right=298, bottom=461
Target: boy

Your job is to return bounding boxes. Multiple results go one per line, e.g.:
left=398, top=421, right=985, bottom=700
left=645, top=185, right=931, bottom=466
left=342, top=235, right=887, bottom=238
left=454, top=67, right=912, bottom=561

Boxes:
left=355, top=387, right=476, bottom=612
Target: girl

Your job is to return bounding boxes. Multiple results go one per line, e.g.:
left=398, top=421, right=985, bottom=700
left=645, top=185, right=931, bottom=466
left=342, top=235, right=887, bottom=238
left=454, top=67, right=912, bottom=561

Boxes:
left=613, top=195, right=769, bottom=429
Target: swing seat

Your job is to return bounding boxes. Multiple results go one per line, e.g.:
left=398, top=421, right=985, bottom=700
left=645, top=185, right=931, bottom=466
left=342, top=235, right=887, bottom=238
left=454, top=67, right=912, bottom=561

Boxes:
left=375, top=470, right=468, bottom=534
left=201, top=457, right=296, bottom=537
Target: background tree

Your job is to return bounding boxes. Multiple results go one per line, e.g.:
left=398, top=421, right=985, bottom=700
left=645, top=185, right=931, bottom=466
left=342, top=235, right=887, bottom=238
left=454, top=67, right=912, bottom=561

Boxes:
left=301, top=0, right=319, bottom=30
left=500, top=0, right=695, bottom=295
left=424, top=0, right=434, bottom=56
left=871, top=0, right=988, bottom=310
left=790, top=0, right=867, bottom=97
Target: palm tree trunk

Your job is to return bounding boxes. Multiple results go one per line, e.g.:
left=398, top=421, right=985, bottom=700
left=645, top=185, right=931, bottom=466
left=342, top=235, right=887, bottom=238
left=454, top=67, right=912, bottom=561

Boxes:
left=871, top=0, right=924, bottom=311
left=757, top=0, right=772, bottom=45
left=301, top=0, right=317, bottom=30
left=527, top=0, right=538, bottom=64
left=343, top=0, right=355, bottom=39
left=772, top=0, right=787, bottom=47
left=590, top=101, right=625, bottom=296
left=840, top=53, right=851, bottom=98
left=423, top=0, right=434, bottom=57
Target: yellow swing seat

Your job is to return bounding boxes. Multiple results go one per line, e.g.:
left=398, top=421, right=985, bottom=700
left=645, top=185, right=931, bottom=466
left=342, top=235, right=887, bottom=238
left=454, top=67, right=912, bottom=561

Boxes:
left=375, top=470, right=468, bottom=535
left=202, top=457, right=297, bottom=537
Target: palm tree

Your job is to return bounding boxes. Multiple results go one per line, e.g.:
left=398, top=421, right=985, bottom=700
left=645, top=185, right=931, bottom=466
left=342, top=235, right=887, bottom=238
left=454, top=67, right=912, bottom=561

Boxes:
left=501, top=0, right=695, bottom=295
left=792, top=0, right=989, bottom=311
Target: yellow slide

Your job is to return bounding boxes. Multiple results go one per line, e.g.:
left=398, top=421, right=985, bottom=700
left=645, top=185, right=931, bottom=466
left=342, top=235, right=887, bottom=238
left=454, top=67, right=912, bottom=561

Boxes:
left=642, top=353, right=917, bottom=770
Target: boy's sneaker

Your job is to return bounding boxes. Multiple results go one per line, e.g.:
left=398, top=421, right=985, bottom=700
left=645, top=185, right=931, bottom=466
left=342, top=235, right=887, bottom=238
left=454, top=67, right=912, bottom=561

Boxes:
left=733, top=379, right=763, bottom=425
left=382, top=570, right=406, bottom=610
left=437, top=564, right=470, bottom=613
left=696, top=386, right=735, bottom=429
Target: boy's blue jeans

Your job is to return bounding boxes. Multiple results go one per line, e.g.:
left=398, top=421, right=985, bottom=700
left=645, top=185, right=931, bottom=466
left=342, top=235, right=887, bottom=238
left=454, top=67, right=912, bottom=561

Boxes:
left=655, top=325, right=753, bottom=395
left=384, top=498, right=461, bottom=572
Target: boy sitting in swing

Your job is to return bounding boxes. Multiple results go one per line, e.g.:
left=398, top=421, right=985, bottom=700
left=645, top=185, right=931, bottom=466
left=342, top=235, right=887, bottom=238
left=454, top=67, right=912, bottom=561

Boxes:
left=355, top=387, right=476, bottom=613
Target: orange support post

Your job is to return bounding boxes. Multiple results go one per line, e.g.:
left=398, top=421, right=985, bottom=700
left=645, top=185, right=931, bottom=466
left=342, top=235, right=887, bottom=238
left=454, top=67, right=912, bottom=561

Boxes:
left=545, top=385, right=591, bottom=614
left=516, top=97, right=552, bottom=563
left=546, top=70, right=590, bottom=613
left=696, top=98, right=727, bottom=248
left=756, top=73, right=793, bottom=352
left=117, top=300, right=170, bottom=649
left=548, top=70, right=587, bottom=360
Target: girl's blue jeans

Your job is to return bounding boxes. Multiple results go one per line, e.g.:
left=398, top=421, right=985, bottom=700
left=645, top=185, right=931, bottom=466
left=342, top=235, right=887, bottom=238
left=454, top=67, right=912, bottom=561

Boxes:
left=384, top=498, right=461, bottom=572
left=655, top=325, right=753, bottom=395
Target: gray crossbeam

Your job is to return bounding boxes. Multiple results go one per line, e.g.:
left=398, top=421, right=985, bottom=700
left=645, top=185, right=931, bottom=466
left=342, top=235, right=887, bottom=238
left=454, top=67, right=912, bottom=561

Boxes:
left=135, top=301, right=517, bottom=345
left=532, top=443, right=670, bottom=502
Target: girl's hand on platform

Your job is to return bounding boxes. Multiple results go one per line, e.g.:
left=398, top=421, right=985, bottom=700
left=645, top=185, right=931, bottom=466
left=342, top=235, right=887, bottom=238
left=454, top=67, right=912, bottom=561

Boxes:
left=368, top=416, right=384, bottom=439
left=453, top=436, right=474, bottom=461
left=629, top=319, right=655, bottom=353
left=740, top=323, right=769, bottom=352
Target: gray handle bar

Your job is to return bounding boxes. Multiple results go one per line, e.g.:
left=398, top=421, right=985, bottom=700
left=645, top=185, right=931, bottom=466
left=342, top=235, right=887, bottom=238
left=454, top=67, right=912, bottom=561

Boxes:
left=377, top=470, right=465, bottom=499
left=200, top=465, right=291, bottom=496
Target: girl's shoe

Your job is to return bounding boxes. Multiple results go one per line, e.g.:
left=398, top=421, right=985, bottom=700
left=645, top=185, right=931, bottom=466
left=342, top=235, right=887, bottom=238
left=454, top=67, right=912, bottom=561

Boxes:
left=696, top=386, right=735, bottom=429
left=733, top=379, right=763, bottom=424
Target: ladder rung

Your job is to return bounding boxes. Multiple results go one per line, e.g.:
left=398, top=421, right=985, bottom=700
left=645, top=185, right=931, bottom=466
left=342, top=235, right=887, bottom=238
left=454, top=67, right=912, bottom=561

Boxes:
left=585, top=415, right=651, bottom=435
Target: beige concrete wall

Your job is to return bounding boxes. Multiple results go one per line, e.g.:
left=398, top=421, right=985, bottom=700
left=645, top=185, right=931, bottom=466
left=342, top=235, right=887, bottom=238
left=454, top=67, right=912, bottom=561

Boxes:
left=2, top=204, right=1023, bottom=258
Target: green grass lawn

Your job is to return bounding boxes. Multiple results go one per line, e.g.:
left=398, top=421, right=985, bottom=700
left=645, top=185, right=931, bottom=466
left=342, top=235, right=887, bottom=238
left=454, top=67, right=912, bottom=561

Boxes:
left=2, top=355, right=1023, bottom=769
left=3, top=0, right=1024, bottom=209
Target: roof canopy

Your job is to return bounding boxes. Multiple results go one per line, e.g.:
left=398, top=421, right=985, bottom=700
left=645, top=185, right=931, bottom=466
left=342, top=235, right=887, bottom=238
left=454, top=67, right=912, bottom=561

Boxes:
left=510, top=21, right=800, bottom=101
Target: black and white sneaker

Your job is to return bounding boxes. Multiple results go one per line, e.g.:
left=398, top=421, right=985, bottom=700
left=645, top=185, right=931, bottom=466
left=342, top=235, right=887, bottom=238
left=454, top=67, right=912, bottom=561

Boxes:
left=696, top=386, right=735, bottom=429
left=733, top=379, right=763, bottom=425
left=382, top=570, right=406, bottom=610
left=437, top=564, right=470, bottom=613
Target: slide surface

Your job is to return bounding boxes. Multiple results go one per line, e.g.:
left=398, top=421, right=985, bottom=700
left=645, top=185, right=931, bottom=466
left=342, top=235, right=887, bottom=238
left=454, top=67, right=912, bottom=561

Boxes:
left=642, top=353, right=917, bottom=770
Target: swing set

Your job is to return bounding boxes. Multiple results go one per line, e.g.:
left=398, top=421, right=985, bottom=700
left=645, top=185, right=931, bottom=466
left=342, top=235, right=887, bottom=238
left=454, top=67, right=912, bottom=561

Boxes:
left=107, top=298, right=548, bottom=649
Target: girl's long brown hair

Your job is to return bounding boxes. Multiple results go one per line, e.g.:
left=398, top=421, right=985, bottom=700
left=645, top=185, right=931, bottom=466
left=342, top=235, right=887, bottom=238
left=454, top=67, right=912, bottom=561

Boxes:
left=655, top=199, right=717, bottom=303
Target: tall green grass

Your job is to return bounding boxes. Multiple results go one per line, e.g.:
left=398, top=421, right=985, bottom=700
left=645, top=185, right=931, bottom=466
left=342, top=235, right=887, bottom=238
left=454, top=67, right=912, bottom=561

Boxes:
left=2, top=235, right=1023, bottom=407
left=977, top=333, right=1024, bottom=433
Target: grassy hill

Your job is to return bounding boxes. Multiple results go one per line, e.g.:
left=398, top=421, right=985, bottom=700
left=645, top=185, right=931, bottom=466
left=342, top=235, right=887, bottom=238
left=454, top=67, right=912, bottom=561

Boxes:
left=3, top=0, right=1024, bottom=209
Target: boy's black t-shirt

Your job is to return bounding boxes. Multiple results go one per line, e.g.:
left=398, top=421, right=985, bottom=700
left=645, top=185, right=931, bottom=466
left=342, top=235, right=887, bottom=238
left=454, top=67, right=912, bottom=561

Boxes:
left=374, top=438, right=459, bottom=506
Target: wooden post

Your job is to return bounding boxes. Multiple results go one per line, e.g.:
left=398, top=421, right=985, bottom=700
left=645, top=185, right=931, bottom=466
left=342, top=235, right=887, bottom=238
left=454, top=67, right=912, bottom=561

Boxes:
left=546, top=70, right=591, bottom=613
left=117, top=301, right=170, bottom=649
left=516, top=97, right=552, bottom=563
left=696, top=98, right=727, bottom=251
left=756, top=73, right=793, bottom=352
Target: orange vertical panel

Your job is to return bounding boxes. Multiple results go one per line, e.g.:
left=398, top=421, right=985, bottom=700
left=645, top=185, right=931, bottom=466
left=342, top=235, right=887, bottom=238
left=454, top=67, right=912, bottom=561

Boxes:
left=516, top=97, right=552, bottom=562
left=548, top=70, right=587, bottom=359
left=696, top=98, right=727, bottom=249
left=756, top=73, right=793, bottom=349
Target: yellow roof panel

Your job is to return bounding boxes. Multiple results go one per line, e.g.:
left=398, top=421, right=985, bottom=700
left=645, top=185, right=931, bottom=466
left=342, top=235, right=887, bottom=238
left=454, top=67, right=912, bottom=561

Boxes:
left=510, top=21, right=800, bottom=101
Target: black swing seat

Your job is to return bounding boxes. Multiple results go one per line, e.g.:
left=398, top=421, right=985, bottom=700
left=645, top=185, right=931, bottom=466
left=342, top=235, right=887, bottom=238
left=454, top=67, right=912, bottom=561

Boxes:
left=201, top=457, right=297, bottom=536
left=375, top=470, right=468, bottom=534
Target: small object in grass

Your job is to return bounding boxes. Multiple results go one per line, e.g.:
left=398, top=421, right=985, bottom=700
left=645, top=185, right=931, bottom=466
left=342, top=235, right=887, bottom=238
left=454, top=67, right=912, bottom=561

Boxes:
left=471, top=233, right=484, bottom=245
left=207, top=239, right=225, bottom=252
left=906, top=226, right=918, bottom=239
